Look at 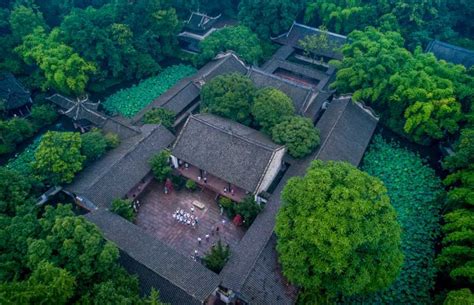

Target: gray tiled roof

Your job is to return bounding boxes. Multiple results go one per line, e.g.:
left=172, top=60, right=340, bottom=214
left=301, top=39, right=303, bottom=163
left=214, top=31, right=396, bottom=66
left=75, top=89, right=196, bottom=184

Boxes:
left=315, top=96, right=379, bottom=166
left=85, top=210, right=220, bottom=304
left=240, top=235, right=297, bottom=305
left=0, top=72, right=31, bottom=110
left=185, top=12, right=221, bottom=33
left=247, top=68, right=313, bottom=115
left=197, top=52, right=249, bottom=82
left=67, top=125, right=175, bottom=208
left=426, top=40, right=474, bottom=68
left=272, top=22, right=347, bottom=60
left=172, top=113, right=284, bottom=193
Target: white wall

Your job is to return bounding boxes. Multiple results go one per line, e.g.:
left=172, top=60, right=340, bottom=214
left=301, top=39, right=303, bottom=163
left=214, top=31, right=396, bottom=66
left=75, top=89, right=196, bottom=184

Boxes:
left=256, top=147, right=286, bottom=195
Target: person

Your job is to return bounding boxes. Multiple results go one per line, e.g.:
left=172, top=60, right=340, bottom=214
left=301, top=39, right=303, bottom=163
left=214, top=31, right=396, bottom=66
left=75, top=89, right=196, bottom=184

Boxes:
left=195, top=217, right=199, bottom=225
left=216, top=226, right=220, bottom=234
left=191, top=206, right=195, bottom=214
left=203, top=177, right=207, bottom=184
left=197, top=237, right=202, bottom=245
left=205, top=234, right=210, bottom=241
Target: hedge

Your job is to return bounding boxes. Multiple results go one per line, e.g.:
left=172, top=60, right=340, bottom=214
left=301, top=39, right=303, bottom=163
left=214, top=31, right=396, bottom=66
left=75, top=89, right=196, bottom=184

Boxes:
left=343, top=135, right=444, bottom=304
left=103, top=65, right=196, bottom=118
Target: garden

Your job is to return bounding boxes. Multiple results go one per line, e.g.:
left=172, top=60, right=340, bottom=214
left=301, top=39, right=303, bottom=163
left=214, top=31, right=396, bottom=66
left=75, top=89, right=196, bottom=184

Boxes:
left=102, top=65, right=197, bottom=118
left=343, top=135, right=444, bottom=304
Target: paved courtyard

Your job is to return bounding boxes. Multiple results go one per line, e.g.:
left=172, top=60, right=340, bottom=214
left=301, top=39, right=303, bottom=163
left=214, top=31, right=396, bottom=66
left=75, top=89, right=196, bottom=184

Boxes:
left=135, top=180, right=246, bottom=266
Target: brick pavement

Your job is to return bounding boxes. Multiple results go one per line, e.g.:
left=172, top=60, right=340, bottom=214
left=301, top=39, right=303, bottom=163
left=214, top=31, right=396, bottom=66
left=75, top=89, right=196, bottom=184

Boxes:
left=135, top=180, right=245, bottom=267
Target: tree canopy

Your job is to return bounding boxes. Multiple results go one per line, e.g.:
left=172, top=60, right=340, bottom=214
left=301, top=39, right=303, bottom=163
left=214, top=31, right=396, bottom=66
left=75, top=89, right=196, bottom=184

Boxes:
left=251, top=87, right=295, bottom=134
left=33, top=131, right=85, bottom=185
left=271, top=116, right=320, bottom=158
left=201, top=73, right=256, bottom=125
left=198, top=25, right=264, bottom=65
left=275, top=160, right=403, bottom=300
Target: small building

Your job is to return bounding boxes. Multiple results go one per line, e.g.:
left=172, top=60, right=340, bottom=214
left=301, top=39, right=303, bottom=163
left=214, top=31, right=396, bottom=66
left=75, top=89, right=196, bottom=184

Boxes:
left=0, top=72, right=32, bottom=116
left=178, top=12, right=223, bottom=53
left=426, top=40, right=474, bottom=68
left=272, top=22, right=348, bottom=61
left=171, top=113, right=286, bottom=202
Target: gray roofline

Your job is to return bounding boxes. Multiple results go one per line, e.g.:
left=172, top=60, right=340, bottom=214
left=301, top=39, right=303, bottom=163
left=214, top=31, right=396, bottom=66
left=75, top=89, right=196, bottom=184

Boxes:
left=426, top=39, right=474, bottom=56
left=253, top=145, right=286, bottom=194
left=271, top=21, right=347, bottom=40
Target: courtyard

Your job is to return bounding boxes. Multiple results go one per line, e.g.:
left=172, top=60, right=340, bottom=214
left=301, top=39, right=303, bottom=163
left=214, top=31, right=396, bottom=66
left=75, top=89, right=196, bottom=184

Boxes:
left=135, top=180, right=246, bottom=267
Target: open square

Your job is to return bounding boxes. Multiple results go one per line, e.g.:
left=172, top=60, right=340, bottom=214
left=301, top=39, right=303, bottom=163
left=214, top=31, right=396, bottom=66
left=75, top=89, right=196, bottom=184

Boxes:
left=135, top=180, right=245, bottom=264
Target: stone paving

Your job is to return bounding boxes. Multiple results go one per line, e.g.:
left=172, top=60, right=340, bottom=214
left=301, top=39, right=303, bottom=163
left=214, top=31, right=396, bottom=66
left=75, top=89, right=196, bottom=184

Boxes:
left=135, top=180, right=245, bottom=264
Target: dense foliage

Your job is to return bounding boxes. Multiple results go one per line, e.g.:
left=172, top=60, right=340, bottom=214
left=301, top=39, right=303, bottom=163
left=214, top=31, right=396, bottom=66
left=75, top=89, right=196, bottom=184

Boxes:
left=202, top=240, right=230, bottom=273
left=332, top=27, right=473, bottom=144
left=198, top=25, right=264, bottom=65
left=6, top=135, right=42, bottom=176
left=111, top=198, right=136, bottom=222
left=276, top=160, right=403, bottom=301
left=143, top=108, right=175, bottom=129
left=103, top=65, right=196, bottom=117
left=344, top=135, right=444, bottom=304
left=149, top=150, right=171, bottom=182
left=271, top=116, right=320, bottom=158
left=33, top=131, right=85, bottom=185
left=80, top=129, right=108, bottom=163
left=251, top=87, right=295, bottom=134
left=238, top=0, right=305, bottom=38
left=201, top=73, right=256, bottom=125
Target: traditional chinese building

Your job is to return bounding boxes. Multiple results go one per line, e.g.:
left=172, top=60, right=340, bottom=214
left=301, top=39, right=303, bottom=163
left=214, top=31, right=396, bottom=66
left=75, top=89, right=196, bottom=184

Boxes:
left=171, top=113, right=286, bottom=202
left=0, top=72, right=32, bottom=116
left=426, top=40, right=474, bottom=68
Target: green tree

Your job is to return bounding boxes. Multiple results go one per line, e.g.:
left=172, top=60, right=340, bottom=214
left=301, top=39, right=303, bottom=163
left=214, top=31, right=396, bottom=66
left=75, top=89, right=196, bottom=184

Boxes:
left=143, top=108, right=175, bottom=129
left=201, top=73, right=255, bottom=125
left=238, top=0, right=305, bottom=38
left=271, top=116, right=320, bottom=158
left=9, top=5, right=47, bottom=40
left=33, top=131, right=85, bottom=185
left=30, top=104, right=58, bottom=129
left=0, top=167, right=33, bottom=216
left=111, top=198, right=136, bottom=222
left=444, top=289, right=474, bottom=305
left=275, top=160, right=403, bottom=300
left=436, top=209, right=474, bottom=283
left=298, top=25, right=333, bottom=63
left=202, top=240, right=230, bottom=273
left=251, top=87, right=295, bottom=134
left=0, top=260, right=76, bottom=305
left=80, top=129, right=108, bottom=163
left=149, top=150, right=171, bottom=182
left=16, top=27, right=96, bottom=95
left=233, top=196, right=262, bottom=228
left=198, top=25, right=264, bottom=65
left=0, top=117, right=34, bottom=154
left=143, top=288, right=167, bottom=305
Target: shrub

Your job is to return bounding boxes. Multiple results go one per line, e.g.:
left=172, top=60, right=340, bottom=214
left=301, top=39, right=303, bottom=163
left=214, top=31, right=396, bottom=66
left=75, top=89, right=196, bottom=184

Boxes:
left=80, top=129, right=108, bottom=162
left=234, top=196, right=263, bottom=228
left=0, top=117, right=34, bottom=154
left=143, top=108, right=175, bottom=129
left=202, top=240, right=230, bottom=273
left=185, top=179, right=197, bottom=191
left=149, top=150, right=171, bottom=182
left=111, top=198, right=136, bottom=222
left=251, top=87, right=295, bottom=134
left=201, top=73, right=256, bottom=125
left=29, top=104, right=58, bottom=129
left=103, top=65, right=196, bottom=117
left=344, top=135, right=444, bottom=304
left=104, top=132, right=120, bottom=149
left=170, top=174, right=186, bottom=191
left=271, top=116, right=320, bottom=158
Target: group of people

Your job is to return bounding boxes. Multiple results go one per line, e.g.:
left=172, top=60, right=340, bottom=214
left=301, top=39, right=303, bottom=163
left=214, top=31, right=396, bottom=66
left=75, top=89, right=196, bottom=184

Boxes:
left=172, top=208, right=198, bottom=227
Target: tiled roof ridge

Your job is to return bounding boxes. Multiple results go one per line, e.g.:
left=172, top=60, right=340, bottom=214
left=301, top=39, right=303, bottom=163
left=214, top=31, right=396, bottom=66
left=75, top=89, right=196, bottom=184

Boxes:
left=248, top=67, right=314, bottom=92
left=192, top=114, right=283, bottom=152
left=82, top=125, right=161, bottom=189
left=199, top=52, right=249, bottom=81
left=427, top=39, right=474, bottom=55
left=313, top=96, right=351, bottom=161
left=271, top=21, right=347, bottom=40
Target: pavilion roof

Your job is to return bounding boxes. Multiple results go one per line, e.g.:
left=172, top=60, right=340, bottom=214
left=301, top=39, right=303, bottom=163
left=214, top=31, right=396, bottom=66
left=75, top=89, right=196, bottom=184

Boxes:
left=0, top=72, right=31, bottom=110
